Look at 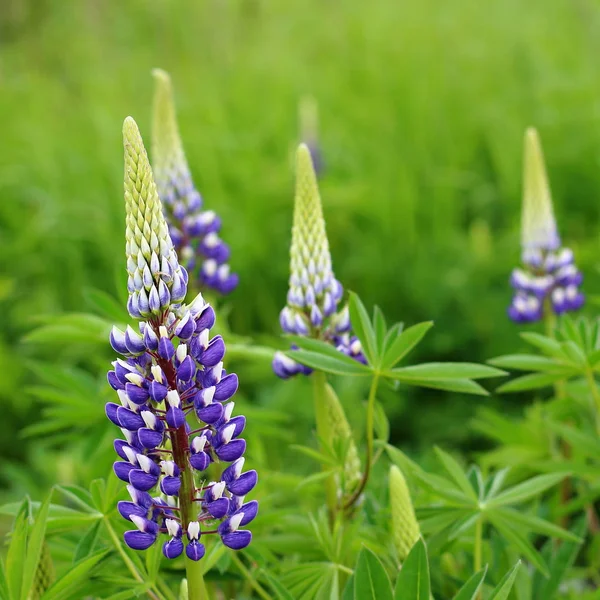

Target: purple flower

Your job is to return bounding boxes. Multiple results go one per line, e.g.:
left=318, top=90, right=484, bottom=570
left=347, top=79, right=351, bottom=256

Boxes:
left=152, top=69, right=238, bottom=296
left=108, top=117, right=255, bottom=560
left=274, top=145, right=366, bottom=378
left=508, top=129, right=584, bottom=323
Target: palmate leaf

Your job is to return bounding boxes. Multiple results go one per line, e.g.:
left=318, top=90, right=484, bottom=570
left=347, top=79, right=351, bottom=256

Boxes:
left=385, top=374, right=489, bottom=396
left=285, top=347, right=371, bottom=377
left=492, top=507, right=581, bottom=543
left=353, top=547, right=393, bottom=600
left=258, top=569, right=295, bottom=600
left=520, top=332, right=564, bottom=357
left=394, top=539, right=430, bottom=600
left=496, top=372, right=567, bottom=393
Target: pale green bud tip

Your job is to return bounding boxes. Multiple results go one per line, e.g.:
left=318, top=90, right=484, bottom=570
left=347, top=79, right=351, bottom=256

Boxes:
left=389, top=465, right=420, bottom=563
left=299, top=96, right=318, bottom=139
left=521, top=127, right=559, bottom=250
left=152, top=68, right=186, bottom=183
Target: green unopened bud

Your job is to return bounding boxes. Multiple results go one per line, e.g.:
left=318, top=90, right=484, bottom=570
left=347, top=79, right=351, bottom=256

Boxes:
left=123, top=116, right=187, bottom=318
left=389, top=464, right=420, bottom=563
left=324, top=383, right=361, bottom=495
left=178, top=578, right=188, bottom=600
left=521, top=127, right=559, bottom=250
left=29, top=541, right=55, bottom=600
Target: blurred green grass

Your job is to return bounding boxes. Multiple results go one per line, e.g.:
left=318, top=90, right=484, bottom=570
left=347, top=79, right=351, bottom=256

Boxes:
left=1, top=0, right=600, bottom=461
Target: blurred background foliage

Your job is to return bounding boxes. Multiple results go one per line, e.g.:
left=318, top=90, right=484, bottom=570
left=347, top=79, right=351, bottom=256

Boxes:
left=2, top=0, right=600, bottom=489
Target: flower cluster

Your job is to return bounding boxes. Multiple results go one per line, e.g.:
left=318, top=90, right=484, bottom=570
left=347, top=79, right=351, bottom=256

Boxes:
left=106, top=118, right=256, bottom=560
left=151, top=69, right=238, bottom=295
left=272, top=144, right=366, bottom=378
left=508, top=128, right=584, bottom=323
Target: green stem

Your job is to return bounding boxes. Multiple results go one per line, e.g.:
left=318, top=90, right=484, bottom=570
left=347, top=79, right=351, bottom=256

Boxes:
left=158, top=356, right=209, bottom=600
left=104, top=518, right=162, bottom=600
left=474, top=517, right=482, bottom=600
left=312, top=370, right=338, bottom=521
left=230, top=552, right=272, bottom=600
left=343, top=374, right=380, bottom=510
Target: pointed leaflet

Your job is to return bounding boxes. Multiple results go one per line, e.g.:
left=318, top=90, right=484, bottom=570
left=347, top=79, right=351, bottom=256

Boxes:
left=521, top=128, right=558, bottom=250
left=373, top=306, right=387, bottom=355
left=348, top=293, right=378, bottom=366
left=434, top=447, right=478, bottom=501
left=452, top=567, right=487, bottom=600
left=390, top=363, right=505, bottom=380
left=5, top=498, right=30, bottom=600
left=387, top=376, right=489, bottom=396
left=394, top=538, right=430, bottom=600
left=353, top=547, right=393, bottom=600
left=381, top=322, right=433, bottom=370
left=486, top=473, right=567, bottom=508
left=20, top=490, right=53, bottom=600
left=488, top=561, right=521, bottom=600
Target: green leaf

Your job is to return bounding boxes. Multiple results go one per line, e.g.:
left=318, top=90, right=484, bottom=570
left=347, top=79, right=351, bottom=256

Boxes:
left=381, top=322, right=433, bottom=370
left=353, top=547, right=393, bottom=600
left=342, top=574, right=355, bottom=600
left=259, top=569, right=295, bottom=600
left=290, top=445, right=338, bottom=467
left=489, top=515, right=548, bottom=576
left=74, top=521, right=101, bottom=563
left=520, top=333, right=564, bottom=357
left=387, top=374, right=489, bottom=396
left=487, top=473, right=567, bottom=507
left=488, top=561, right=522, bottom=600
left=488, top=354, right=566, bottom=372
left=394, top=538, right=430, bottom=600
left=20, top=491, right=53, bottom=600
left=434, top=447, right=478, bottom=500
left=452, top=567, right=487, bottom=600
left=82, top=288, right=127, bottom=322
left=349, top=293, right=378, bottom=366
left=497, top=372, right=567, bottom=393
left=288, top=335, right=373, bottom=371
left=55, top=485, right=97, bottom=514
left=532, top=517, right=586, bottom=600
left=285, top=349, right=372, bottom=377
left=40, top=550, right=109, bottom=600
left=494, top=507, right=581, bottom=543
left=0, top=558, right=10, bottom=600
left=5, top=498, right=30, bottom=600
left=373, top=306, right=387, bottom=355
left=390, top=362, right=505, bottom=380
left=547, top=421, right=600, bottom=455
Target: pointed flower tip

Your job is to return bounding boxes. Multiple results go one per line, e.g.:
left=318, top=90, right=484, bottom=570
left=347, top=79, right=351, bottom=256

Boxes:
left=521, top=126, right=558, bottom=251
left=152, top=68, right=171, bottom=85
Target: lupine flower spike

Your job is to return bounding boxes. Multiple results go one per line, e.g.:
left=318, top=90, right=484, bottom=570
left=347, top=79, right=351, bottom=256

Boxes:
left=508, top=128, right=584, bottom=323
left=106, top=117, right=256, bottom=561
left=152, top=69, right=238, bottom=295
left=299, top=96, right=323, bottom=175
left=272, top=144, right=365, bottom=378
left=389, top=465, right=420, bottom=563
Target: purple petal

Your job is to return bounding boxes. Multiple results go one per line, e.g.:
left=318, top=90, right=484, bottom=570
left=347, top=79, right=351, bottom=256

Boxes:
left=125, top=383, right=149, bottom=405
left=221, top=530, right=252, bottom=550
left=160, top=476, right=181, bottom=497
left=166, top=406, right=186, bottom=428
left=206, top=497, right=229, bottom=519
left=163, top=538, right=184, bottom=559
left=190, top=452, right=210, bottom=472
left=185, top=540, right=206, bottom=561
left=158, top=337, right=175, bottom=360
left=116, top=407, right=145, bottom=431
left=227, top=470, right=257, bottom=496
left=105, top=403, right=121, bottom=427
left=138, top=428, right=164, bottom=449
left=129, top=469, right=159, bottom=492
left=114, top=461, right=136, bottom=482
left=215, top=439, right=246, bottom=462
left=177, top=356, right=195, bottom=382
left=214, top=374, right=238, bottom=401
left=197, top=402, right=224, bottom=425
left=117, top=501, right=147, bottom=521
left=148, top=381, right=168, bottom=403
left=198, top=336, right=225, bottom=367
left=124, top=530, right=157, bottom=551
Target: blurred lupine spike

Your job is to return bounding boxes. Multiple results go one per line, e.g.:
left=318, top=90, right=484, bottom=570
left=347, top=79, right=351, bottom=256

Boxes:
left=151, top=69, right=238, bottom=296
left=31, top=540, right=55, bottom=600
left=508, top=128, right=584, bottom=323
left=107, top=118, right=256, bottom=561
left=389, top=465, right=420, bottom=563
left=273, top=144, right=366, bottom=378
left=521, top=128, right=559, bottom=251
left=324, top=382, right=361, bottom=495
left=299, top=95, right=323, bottom=175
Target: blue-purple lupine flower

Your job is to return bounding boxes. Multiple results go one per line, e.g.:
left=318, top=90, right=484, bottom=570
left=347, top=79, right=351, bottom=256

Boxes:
left=272, top=144, right=366, bottom=378
left=107, top=117, right=256, bottom=560
left=151, top=69, right=238, bottom=296
left=508, top=128, right=584, bottom=323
